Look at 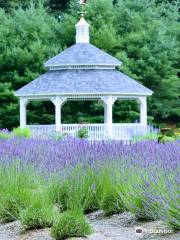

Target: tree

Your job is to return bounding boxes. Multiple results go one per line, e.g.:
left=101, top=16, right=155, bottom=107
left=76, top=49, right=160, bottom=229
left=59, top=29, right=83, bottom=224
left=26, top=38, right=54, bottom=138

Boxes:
left=60, top=0, right=180, bottom=125
left=45, top=0, right=70, bottom=12
left=113, top=0, right=180, bottom=124
left=0, top=0, right=32, bottom=12
left=0, top=0, right=179, bottom=129
left=0, top=4, right=62, bottom=129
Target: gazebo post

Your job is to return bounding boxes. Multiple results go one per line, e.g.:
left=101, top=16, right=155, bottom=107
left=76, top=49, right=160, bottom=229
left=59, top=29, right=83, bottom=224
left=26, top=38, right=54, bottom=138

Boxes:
left=51, top=97, right=67, bottom=132
left=102, top=96, right=117, bottom=138
left=104, top=103, right=107, bottom=123
left=20, top=97, right=28, bottom=128
left=139, top=96, right=147, bottom=130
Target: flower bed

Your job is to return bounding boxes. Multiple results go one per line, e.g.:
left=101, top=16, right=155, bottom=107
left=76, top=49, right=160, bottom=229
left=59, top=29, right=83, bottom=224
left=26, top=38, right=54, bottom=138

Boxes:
left=0, top=138, right=179, bottom=239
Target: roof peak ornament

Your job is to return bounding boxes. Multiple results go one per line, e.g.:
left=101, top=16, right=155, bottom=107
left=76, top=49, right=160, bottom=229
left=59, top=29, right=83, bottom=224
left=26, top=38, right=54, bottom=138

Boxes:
left=76, top=0, right=90, bottom=44
left=79, top=0, right=87, bottom=17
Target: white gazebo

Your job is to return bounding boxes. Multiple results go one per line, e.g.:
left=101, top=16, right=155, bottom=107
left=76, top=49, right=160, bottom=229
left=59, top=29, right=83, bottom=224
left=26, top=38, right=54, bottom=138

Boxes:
left=15, top=15, right=153, bottom=140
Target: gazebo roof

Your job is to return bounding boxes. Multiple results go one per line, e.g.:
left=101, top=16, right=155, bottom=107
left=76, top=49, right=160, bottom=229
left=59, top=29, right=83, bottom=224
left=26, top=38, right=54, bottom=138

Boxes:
left=44, top=43, right=122, bottom=68
left=15, top=16, right=153, bottom=98
left=15, top=70, right=152, bottom=97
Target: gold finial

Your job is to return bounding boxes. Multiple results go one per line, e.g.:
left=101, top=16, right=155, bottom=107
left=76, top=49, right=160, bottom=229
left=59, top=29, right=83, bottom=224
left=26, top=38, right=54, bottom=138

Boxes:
left=79, top=0, right=87, bottom=17
left=79, top=0, right=87, bottom=5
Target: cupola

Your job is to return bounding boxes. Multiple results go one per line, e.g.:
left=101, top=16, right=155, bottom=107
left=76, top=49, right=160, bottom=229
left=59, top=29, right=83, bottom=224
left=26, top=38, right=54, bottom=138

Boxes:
left=76, top=17, right=90, bottom=43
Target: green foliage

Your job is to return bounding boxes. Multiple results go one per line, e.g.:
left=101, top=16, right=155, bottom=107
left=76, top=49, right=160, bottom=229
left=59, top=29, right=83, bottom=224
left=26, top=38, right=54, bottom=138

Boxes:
left=0, top=0, right=179, bottom=129
left=100, top=169, right=124, bottom=215
left=101, top=188, right=124, bottom=216
left=19, top=193, right=55, bottom=230
left=52, top=132, right=67, bottom=141
left=158, top=135, right=175, bottom=143
left=45, top=0, right=69, bottom=13
left=51, top=210, right=92, bottom=240
left=0, top=152, right=179, bottom=232
left=76, top=127, right=88, bottom=139
left=0, top=0, right=31, bottom=12
left=0, top=164, right=36, bottom=222
left=133, top=132, right=159, bottom=142
left=158, top=128, right=179, bottom=142
left=115, top=168, right=154, bottom=220
left=0, top=163, right=57, bottom=227
left=12, top=127, right=31, bottom=138
left=0, top=131, right=11, bottom=139
left=49, top=166, right=101, bottom=213
left=0, top=3, right=61, bottom=129
left=165, top=129, right=175, bottom=137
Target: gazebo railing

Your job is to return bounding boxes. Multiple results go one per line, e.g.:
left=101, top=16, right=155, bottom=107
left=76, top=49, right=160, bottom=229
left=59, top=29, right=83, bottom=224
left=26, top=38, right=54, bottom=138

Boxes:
left=60, top=124, right=109, bottom=140
left=27, top=123, right=158, bottom=140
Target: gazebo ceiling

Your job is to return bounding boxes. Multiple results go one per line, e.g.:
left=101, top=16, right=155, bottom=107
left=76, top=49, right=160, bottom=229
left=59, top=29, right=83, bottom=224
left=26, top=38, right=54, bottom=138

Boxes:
left=15, top=69, right=153, bottom=97
left=44, top=43, right=122, bottom=68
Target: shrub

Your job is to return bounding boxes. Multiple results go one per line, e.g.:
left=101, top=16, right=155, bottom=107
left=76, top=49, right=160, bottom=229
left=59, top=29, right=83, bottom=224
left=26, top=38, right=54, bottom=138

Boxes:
left=0, top=196, right=20, bottom=222
left=49, top=167, right=101, bottom=213
left=165, top=129, right=175, bottom=137
left=19, top=193, right=55, bottom=230
left=0, top=129, right=11, bottom=139
left=48, top=178, right=69, bottom=212
left=0, top=164, right=34, bottom=222
left=12, top=127, right=31, bottom=138
left=142, top=174, right=180, bottom=230
left=101, top=191, right=124, bottom=216
left=66, top=167, right=101, bottom=213
left=51, top=210, right=92, bottom=240
left=100, top=170, right=124, bottom=215
left=113, top=165, right=154, bottom=220
left=158, top=135, right=175, bottom=143
left=52, top=132, right=67, bottom=141
left=133, top=132, right=159, bottom=142
left=76, top=127, right=88, bottom=139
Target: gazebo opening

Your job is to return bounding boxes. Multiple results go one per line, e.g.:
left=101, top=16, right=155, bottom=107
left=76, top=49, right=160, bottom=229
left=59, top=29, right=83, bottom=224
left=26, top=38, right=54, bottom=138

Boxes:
left=27, top=100, right=55, bottom=125
left=113, top=99, right=139, bottom=124
left=62, top=101, right=104, bottom=124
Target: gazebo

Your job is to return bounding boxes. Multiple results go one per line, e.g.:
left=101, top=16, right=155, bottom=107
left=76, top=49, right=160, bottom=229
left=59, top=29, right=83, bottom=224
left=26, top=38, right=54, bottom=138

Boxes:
left=15, top=15, right=153, bottom=140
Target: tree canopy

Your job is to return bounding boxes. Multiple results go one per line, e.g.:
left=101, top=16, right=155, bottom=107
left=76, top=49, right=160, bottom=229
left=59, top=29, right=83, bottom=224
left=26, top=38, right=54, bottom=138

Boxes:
left=0, top=0, right=179, bottom=129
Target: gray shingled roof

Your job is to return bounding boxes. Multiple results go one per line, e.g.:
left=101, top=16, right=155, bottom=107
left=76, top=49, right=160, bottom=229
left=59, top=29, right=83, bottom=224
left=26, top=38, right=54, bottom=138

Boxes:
left=15, top=70, right=153, bottom=97
left=44, top=44, right=122, bottom=67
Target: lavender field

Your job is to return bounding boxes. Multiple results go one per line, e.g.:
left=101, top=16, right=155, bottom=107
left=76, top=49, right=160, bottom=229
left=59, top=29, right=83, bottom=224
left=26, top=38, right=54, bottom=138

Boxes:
left=0, top=137, right=179, bottom=239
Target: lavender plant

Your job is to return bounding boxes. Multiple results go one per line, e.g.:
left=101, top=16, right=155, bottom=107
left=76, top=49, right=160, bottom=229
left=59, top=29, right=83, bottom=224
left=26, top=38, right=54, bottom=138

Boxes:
left=0, top=138, right=179, bottom=231
left=0, top=129, right=11, bottom=139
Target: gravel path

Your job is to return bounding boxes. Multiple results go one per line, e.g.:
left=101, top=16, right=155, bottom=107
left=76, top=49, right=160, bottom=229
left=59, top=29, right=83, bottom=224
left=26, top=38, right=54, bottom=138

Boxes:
left=0, top=212, right=179, bottom=240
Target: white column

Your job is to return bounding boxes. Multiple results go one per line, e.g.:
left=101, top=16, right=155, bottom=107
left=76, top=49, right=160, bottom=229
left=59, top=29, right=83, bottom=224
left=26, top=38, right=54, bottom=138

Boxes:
left=51, top=97, right=67, bottom=132
left=101, top=96, right=117, bottom=138
left=139, top=97, right=147, bottom=126
left=20, top=97, right=29, bottom=128
left=139, top=97, right=147, bottom=135
left=104, top=103, right=107, bottom=123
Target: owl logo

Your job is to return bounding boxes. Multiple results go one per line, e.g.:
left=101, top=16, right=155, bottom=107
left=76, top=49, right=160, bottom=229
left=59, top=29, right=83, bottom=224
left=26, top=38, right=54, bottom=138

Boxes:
left=135, top=227, right=143, bottom=236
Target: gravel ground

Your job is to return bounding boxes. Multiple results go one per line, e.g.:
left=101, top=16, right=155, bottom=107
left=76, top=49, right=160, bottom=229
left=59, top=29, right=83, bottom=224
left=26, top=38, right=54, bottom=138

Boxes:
left=0, top=212, right=179, bottom=240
